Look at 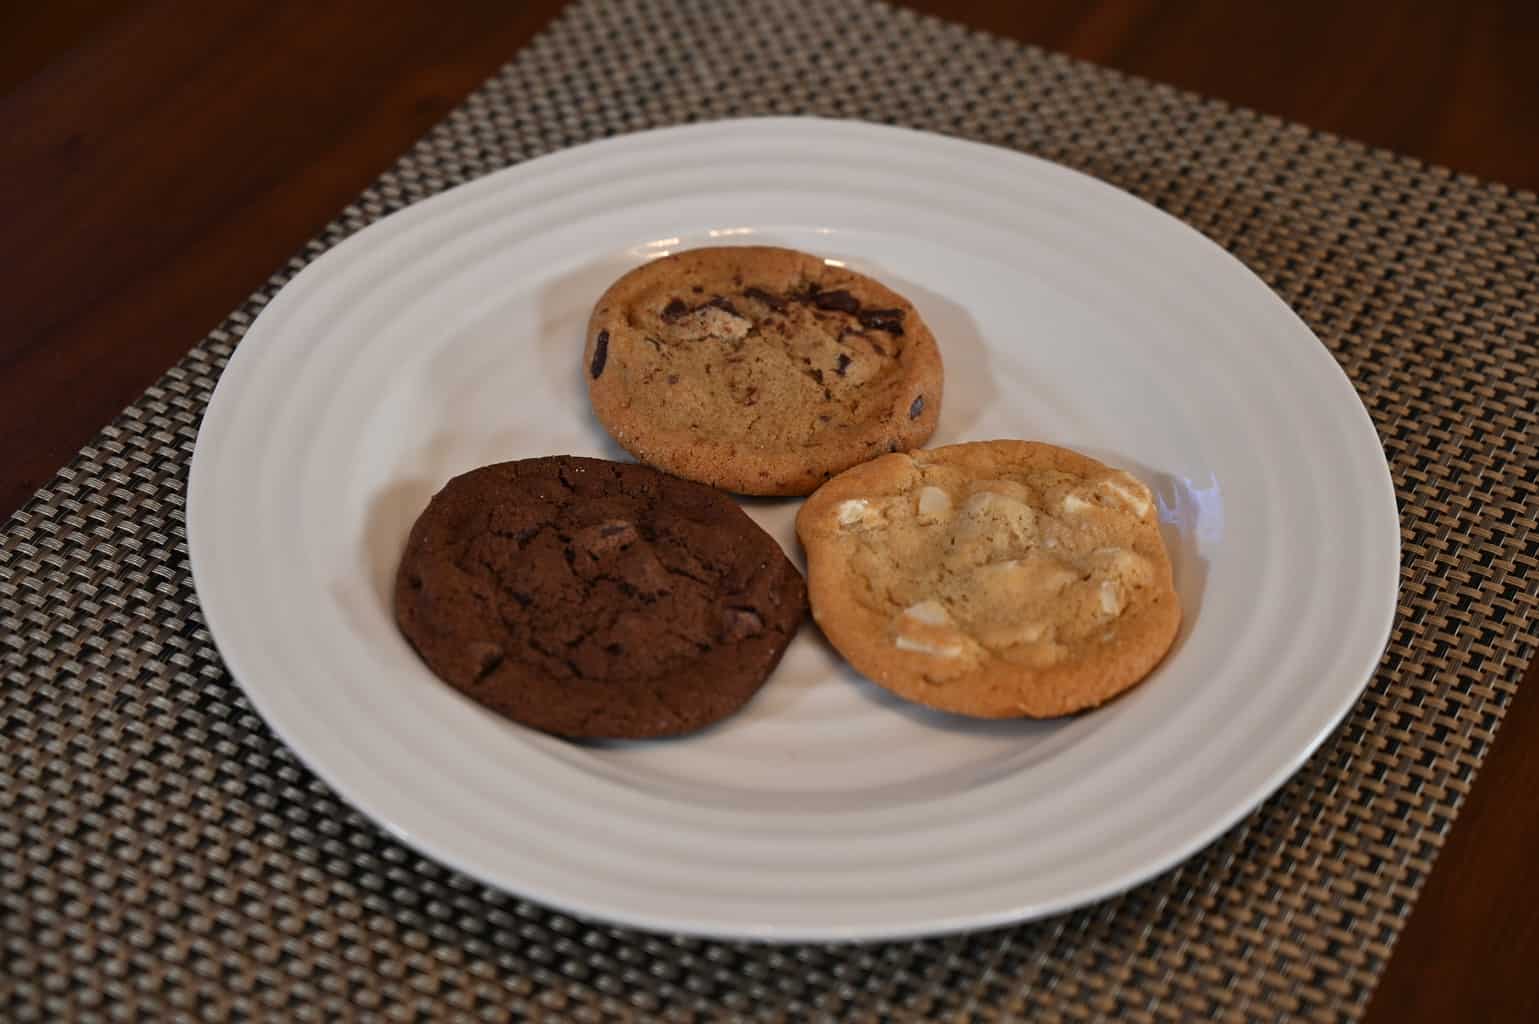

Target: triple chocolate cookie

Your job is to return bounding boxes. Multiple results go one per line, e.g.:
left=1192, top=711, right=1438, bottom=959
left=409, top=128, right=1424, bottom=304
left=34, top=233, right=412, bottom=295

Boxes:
left=395, top=456, right=806, bottom=739
left=585, top=246, right=943, bottom=496
left=796, top=441, right=1181, bottom=718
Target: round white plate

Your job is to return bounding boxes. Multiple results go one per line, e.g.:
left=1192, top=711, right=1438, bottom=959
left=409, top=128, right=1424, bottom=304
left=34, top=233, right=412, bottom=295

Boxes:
left=187, top=118, right=1399, bottom=942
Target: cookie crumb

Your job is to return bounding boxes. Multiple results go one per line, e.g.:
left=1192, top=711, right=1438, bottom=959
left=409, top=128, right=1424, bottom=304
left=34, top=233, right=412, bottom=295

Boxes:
left=902, top=599, right=950, bottom=625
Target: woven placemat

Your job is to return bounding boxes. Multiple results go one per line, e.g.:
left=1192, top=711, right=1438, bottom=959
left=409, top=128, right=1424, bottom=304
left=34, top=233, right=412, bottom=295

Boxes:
left=4, top=0, right=1537, bottom=1019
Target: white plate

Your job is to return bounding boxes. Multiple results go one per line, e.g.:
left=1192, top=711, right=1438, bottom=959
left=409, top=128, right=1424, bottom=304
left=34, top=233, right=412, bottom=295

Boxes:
left=187, top=118, right=1399, bottom=942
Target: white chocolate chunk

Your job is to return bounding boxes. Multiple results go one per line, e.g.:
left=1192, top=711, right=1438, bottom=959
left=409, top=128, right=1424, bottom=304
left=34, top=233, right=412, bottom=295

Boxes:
left=1099, top=580, right=1125, bottom=617
left=903, top=599, right=951, bottom=625
left=895, top=635, right=964, bottom=657
left=917, top=486, right=952, bottom=521
left=1098, top=475, right=1153, bottom=518
left=836, top=499, right=876, bottom=529
left=1060, top=493, right=1093, bottom=515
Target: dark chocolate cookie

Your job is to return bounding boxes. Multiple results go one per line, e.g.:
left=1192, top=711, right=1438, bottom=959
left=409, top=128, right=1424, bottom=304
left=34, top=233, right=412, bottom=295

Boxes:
left=394, top=456, right=807, bottom=739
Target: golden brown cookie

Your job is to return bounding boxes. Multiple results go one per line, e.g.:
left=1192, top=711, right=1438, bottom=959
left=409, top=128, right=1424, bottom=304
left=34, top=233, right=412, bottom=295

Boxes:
left=796, top=440, right=1181, bottom=718
left=585, top=246, right=943, bottom=496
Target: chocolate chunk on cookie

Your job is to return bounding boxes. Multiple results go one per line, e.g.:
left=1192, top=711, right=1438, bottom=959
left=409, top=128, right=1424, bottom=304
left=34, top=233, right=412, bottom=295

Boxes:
left=796, top=441, right=1181, bottom=718
left=395, top=456, right=807, bottom=739
left=585, top=246, right=944, bottom=496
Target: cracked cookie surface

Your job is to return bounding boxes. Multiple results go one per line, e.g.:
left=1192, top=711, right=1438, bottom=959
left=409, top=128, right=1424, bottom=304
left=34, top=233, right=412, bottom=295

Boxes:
left=585, top=246, right=943, bottom=496
left=395, top=456, right=806, bottom=738
left=796, top=440, right=1181, bottom=718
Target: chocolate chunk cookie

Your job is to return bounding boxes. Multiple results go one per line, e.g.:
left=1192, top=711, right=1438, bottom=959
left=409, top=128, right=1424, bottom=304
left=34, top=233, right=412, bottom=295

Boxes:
left=585, top=246, right=944, bottom=496
left=796, top=441, right=1181, bottom=718
left=395, top=456, right=807, bottom=738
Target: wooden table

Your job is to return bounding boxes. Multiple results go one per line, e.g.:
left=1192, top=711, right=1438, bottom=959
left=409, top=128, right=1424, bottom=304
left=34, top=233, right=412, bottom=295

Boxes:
left=4, top=2, right=1535, bottom=1019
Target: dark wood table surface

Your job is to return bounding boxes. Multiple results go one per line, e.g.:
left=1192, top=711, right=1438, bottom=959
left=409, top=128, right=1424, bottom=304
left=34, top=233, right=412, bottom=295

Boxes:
left=4, top=2, right=1536, bottom=1019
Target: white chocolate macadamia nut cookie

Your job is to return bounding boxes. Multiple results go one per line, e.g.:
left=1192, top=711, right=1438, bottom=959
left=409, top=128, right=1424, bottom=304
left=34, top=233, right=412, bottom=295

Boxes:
left=795, top=440, right=1181, bottom=718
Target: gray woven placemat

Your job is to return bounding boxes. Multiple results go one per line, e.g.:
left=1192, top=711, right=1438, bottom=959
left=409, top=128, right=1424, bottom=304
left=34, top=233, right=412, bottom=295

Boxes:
left=4, top=0, right=1537, bottom=1019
